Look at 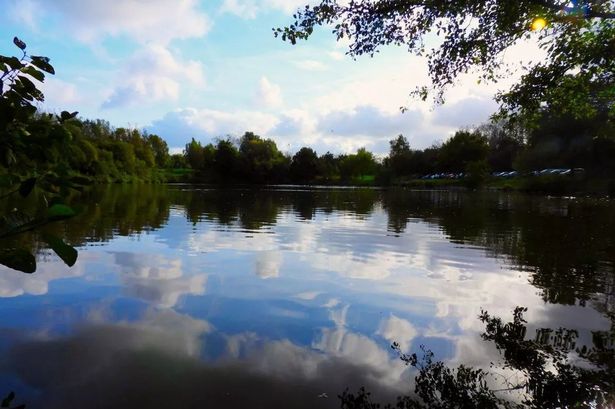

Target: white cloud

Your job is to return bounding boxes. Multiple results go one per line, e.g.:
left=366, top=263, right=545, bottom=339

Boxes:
left=293, top=59, right=328, bottom=71
left=255, top=250, right=282, bottom=279
left=377, top=314, right=417, bottom=352
left=432, top=97, right=498, bottom=129
left=220, top=0, right=259, bottom=19
left=40, top=78, right=82, bottom=108
left=8, top=0, right=40, bottom=30
left=255, top=76, right=283, bottom=108
left=327, top=51, right=345, bottom=61
left=0, top=256, right=87, bottom=298
left=22, top=0, right=211, bottom=44
left=102, top=45, right=204, bottom=108
left=113, top=252, right=207, bottom=308
left=270, top=109, right=317, bottom=138
left=294, top=291, right=322, bottom=301
left=148, top=107, right=279, bottom=147
left=220, top=0, right=314, bottom=18
left=318, top=105, right=423, bottom=137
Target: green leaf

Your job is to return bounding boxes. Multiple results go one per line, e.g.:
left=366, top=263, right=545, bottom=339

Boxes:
left=42, top=233, right=78, bottom=267
left=47, top=204, right=76, bottom=221
left=0, top=249, right=36, bottom=274
left=18, top=177, right=36, bottom=197
left=13, top=37, right=26, bottom=50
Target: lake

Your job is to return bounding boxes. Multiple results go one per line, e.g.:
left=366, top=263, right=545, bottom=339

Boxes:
left=1, top=185, right=613, bottom=408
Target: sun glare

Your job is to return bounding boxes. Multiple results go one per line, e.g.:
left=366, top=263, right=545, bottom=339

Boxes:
left=531, top=17, right=548, bottom=31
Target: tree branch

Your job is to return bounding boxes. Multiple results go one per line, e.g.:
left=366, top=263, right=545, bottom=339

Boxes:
left=532, top=0, right=615, bottom=19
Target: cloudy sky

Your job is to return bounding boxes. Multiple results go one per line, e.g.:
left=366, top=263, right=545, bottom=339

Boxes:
left=0, top=0, right=540, bottom=154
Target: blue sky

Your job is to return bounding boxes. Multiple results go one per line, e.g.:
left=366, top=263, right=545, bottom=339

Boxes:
left=0, top=0, right=538, bottom=154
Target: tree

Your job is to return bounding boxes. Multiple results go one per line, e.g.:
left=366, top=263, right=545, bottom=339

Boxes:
left=147, top=134, right=170, bottom=168
left=214, top=138, right=239, bottom=180
left=388, top=135, right=413, bottom=177
left=185, top=138, right=204, bottom=170
left=318, top=151, right=340, bottom=182
left=276, top=1, right=615, bottom=126
left=439, top=130, right=489, bottom=172
left=290, top=146, right=320, bottom=183
left=478, top=121, right=526, bottom=171
left=355, top=147, right=378, bottom=177
left=238, top=132, right=287, bottom=183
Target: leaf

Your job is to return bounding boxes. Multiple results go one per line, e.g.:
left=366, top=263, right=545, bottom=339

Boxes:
left=1, top=391, right=15, bottom=407
left=47, top=204, right=76, bottom=221
left=29, top=56, right=54, bottom=75
left=21, top=65, right=45, bottom=82
left=42, top=233, right=78, bottom=267
left=0, top=56, right=23, bottom=70
left=59, top=111, right=79, bottom=122
left=18, top=177, right=36, bottom=197
left=13, top=37, right=26, bottom=50
left=0, top=249, right=36, bottom=274
left=0, top=211, right=34, bottom=238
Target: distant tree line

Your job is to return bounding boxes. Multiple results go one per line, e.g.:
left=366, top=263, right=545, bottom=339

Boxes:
left=2, top=108, right=613, bottom=188
left=178, top=109, right=614, bottom=187
left=1, top=37, right=612, bottom=188
left=181, top=131, right=380, bottom=184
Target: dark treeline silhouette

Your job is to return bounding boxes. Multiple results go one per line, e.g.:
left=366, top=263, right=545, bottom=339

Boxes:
left=6, top=111, right=613, bottom=189
left=178, top=112, right=614, bottom=189
left=182, top=132, right=379, bottom=185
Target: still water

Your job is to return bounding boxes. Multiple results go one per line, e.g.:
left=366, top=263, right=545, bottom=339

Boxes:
left=0, top=186, right=614, bottom=408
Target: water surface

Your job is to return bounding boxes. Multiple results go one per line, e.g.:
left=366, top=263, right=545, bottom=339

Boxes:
left=1, top=186, right=613, bottom=408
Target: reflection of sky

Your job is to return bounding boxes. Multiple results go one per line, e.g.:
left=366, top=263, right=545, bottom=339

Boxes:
left=0, top=189, right=611, bottom=408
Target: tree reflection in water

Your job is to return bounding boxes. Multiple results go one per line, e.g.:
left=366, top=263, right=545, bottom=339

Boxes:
left=341, top=307, right=615, bottom=408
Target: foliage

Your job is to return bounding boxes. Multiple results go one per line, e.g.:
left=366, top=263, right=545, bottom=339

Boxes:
left=275, top=0, right=615, bottom=128
left=464, top=160, right=491, bottom=189
left=0, top=38, right=82, bottom=273
left=290, top=147, right=320, bottom=183
left=439, top=130, right=489, bottom=172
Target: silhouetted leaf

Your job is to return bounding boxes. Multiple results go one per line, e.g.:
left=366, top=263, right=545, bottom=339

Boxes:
left=42, top=233, right=78, bottom=267
left=0, top=249, right=35, bottom=274
left=13, top=37, right=26, bottom=50
left=18, top=177, right=36, bottom=197
left=29, top=56, right=54, bottom=74
left=0, top=56, right=23, bottom=70
left=59, top=111, right=78, bottom=122
left=1, top=391, right=15, bottom=407
left=20, top=65, right=44, bottom=82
